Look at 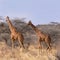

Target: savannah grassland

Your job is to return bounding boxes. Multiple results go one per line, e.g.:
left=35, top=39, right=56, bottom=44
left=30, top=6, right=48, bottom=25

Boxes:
left=0, top=19, right=60, bottom=60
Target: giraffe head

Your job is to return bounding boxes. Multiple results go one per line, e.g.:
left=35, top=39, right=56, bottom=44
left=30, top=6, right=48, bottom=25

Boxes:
left=6, top=16, right=9, bottom=21
left=27, top=20, right=32, bottom=26
left=5, top=16, right=11, bottom=24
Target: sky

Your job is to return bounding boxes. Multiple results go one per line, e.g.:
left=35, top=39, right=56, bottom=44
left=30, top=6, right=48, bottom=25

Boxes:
left=0, top=0, right=60, bottom=25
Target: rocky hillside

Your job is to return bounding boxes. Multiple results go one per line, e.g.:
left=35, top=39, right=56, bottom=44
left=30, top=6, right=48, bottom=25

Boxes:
left=0, top=20, right=60, bottom=60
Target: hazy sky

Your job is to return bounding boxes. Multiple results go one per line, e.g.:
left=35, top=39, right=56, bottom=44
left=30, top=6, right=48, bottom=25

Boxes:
left=0, top=0, right=60, bottom=25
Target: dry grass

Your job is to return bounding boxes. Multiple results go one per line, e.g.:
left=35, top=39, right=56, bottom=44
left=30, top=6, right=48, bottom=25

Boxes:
left=0, top=41, right=58, bottom=60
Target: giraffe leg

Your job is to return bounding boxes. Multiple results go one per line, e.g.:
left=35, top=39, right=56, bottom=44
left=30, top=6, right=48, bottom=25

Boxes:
left=21, top=42, right=25, bottom=49
left=11, top=35, right=14, bottom=49
left=45, top=40, right=51, bottom=50
left=38, top=38, right=42, bottom=54
left=38, top=38, right=42, bottom=49
left=18, top=39, right=25, bottom=49
left=11, top=39, right=14, bottom=50
left=39, top=41, right=42, bottom=53
left=18, top=40, right=21, bottom=48
left=47, top=43, right=51, bottom=50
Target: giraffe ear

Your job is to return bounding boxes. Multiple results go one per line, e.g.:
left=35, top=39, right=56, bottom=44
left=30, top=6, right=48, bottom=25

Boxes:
left=6, top=16, right=9, bottom=19
left=6, top=16, right=9, bottom=20
left=29, top=20, right=32, bottom=23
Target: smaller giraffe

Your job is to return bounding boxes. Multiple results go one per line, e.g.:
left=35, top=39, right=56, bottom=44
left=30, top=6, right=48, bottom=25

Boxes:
left=5, top=16, right=25, bottom=49
left=27, top=20, right=51, bottom=50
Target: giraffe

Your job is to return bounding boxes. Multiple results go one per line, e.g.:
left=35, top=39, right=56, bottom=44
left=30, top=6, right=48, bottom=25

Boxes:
left=27, top=21, right=51, bottom=50
left=5, top=16, right=25, bottom=49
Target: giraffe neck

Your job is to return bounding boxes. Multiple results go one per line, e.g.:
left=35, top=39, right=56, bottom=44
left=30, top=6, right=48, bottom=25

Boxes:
left=30, top=23, right=43, bottom=36
left=30, top=23, right=40, bottom=33
left=7, top=20, right=16, bottom=33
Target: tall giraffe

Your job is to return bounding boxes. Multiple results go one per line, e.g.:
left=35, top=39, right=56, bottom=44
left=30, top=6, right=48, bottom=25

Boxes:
left=5, top=16, right=25, bottom=49
left=27, top=21, right=51, bottom=50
